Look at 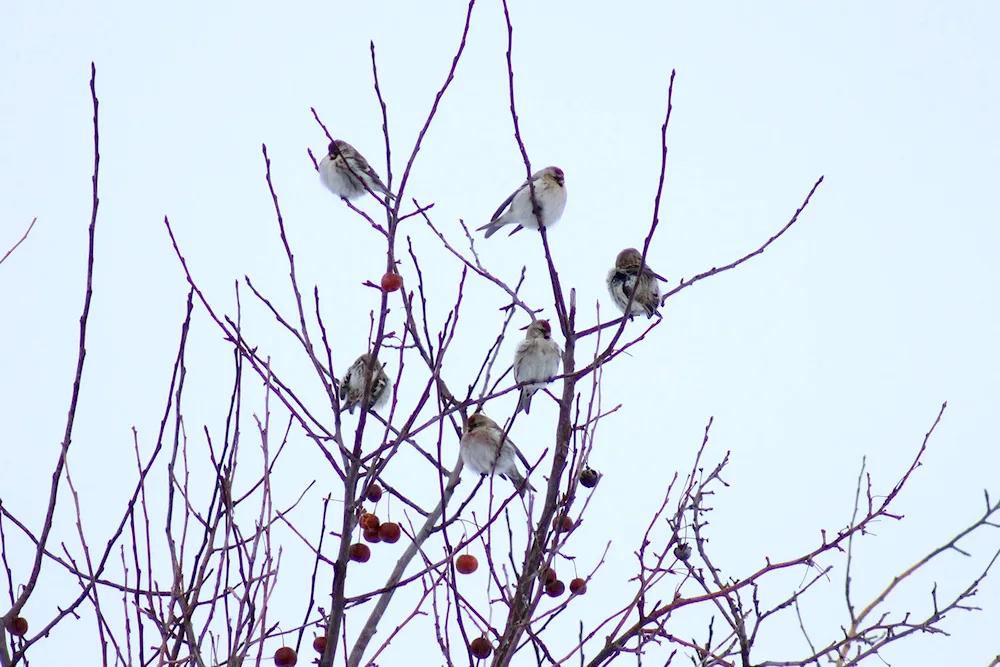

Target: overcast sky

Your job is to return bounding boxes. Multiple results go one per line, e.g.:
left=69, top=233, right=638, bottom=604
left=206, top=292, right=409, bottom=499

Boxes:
left=2, top=1, right=999, bottom=665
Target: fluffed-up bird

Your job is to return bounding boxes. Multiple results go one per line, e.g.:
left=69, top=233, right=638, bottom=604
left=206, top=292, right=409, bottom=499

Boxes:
left=319, top=140, right=395, bottom=201
left=607, top=247, right=668, bottom=319
left=460, top=413, right=536, bottom=496
left=514, top=319, right=562, bottom=414
left=339, top=353, right=390, bottom=414
left=477, top=166, right=566, bottom=238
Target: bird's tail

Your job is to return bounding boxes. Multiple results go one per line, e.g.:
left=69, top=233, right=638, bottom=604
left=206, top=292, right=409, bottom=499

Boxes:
left=509, top=469, right=536, bottom=497
left=476, top=213, right=509, bottom=238
left=517, top=388, right=534, bottom=415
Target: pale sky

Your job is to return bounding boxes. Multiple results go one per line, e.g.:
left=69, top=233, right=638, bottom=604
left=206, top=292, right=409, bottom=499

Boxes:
left=2, top=1, right=999, bottom=665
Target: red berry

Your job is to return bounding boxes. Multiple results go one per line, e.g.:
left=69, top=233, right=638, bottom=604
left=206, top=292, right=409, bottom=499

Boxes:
left=274, top=646, right=297, bottom=666
left=365, top=484, right=383, bottom=502
left=579, top=467, right=599, bottom=488
left=558, top=514, right=574, bottom=531
left=381, top=273, right=403, bottom=292
left=363, top=529, right=381, bottom=543
left=569, top=578, right=587, bottom=595
left=470, top=637, right=493, bottom=659
left=378, top=522, right=401, bottom=543
left=455, top=554, right=479, bottom=574
left=541, top=567, right=557, bottom=586
left=313, top=635, right=327, bottom=653
left=7, top=616, right=28, bottom=636
left=349, top=543, right=371, bottom=563
left=360, top=512, right=380, bottom=532
left=674, top=542, right=692, bottom=561
left=545, top=580, right=566, bottom=597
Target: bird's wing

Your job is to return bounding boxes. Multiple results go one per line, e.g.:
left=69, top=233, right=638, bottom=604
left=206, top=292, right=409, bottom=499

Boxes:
left=646, top=266, right=669, bottom=283
left=510, top=440, right=532, bottom=470
left=491, top=178, right=529, bottom=222
left=344, top=147, right=372, bottom=172
left=338, top=367, right=352, bottom=400
left=353, top=154, right=387, bottom=187
left=547, top=342, right=564, bottom=372
left=513, top=342, right=530, bottom=381
left=336, top=146, right=386, bottom=191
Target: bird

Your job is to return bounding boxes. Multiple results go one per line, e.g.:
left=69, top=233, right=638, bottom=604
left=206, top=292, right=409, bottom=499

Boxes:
left=477, top=166, right=566, bottom=238
left=339, top=353, right=390, bottom=414
left=460, top=413, right=536, bottom=496
left=606, top=247, right=668, bottom=319
left=514, top=319, right=562, bottom=414
left=318, top=140, right=395, bottom=202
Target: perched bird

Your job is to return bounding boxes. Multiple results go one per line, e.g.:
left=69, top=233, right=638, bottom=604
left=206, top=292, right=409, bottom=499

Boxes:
left=460, top=413, right=536, bottom=497
left=606, top=248, right=668, bottom=319
left=339, top=353, right=390, bottom=414
left=318, top=140, right=395, bottom=201
left=514, top=319, right=562, bottom=415
left=477, top=166, right=566, bottom=238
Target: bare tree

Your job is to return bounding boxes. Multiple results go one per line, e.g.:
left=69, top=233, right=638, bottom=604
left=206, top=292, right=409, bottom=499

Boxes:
left=2, top=5, right=998, bottom=667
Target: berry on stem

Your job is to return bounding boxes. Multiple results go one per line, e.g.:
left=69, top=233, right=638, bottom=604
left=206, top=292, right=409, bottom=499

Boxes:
left=579, top=467, right=599, bottom=488
left=274, top=646, right=297, bottom=666
left=349, top=543, right=371, bottom=563
left=381, top=272, right=403, bottom=292
left=7, top=617, right=28, bottom=636
left=360, top=512, right=380, bottom=532
left=470, top=637, right=493, bottom=659
left=378, top=522, right=401, bottom=543
left=456, top=554, right=479, bottom=574
left=546, top=580, right=566, bottom=597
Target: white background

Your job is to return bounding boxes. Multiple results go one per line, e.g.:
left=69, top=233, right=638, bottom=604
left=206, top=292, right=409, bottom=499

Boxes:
left=2, top=1, right=999, bottom=665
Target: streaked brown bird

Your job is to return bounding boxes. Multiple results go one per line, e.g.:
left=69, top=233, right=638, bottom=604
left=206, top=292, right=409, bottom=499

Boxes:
left=606, top=247, right=667, bottom=319
left=319, top=140, right=395, bottom=201
left=460, top=413, right=535, bottom=496
left=477, top=166, right=567, bottom=238
left=339, top=353, right=390, bottom=414
left=514, top=320, right=562, bottom=414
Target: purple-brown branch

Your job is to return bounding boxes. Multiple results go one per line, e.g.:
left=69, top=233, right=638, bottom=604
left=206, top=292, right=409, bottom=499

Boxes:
left=1, top=63, right=101, bottom=665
